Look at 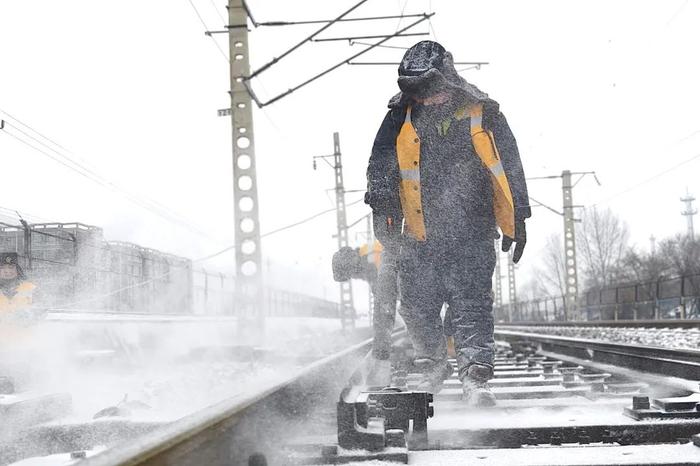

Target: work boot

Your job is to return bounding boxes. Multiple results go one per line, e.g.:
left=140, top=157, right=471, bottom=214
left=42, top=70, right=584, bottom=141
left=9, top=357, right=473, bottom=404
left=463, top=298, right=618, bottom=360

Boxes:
left=415, top=359, right=453, bottom=394
left=461, top=364, right=496, bottom=407
left=366, top=358, right=392, bottom=387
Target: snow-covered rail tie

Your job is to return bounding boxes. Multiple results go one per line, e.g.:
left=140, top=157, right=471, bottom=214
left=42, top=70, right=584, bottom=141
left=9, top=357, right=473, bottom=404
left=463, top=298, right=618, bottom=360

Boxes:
left=5, top=329, right=700, bottom=465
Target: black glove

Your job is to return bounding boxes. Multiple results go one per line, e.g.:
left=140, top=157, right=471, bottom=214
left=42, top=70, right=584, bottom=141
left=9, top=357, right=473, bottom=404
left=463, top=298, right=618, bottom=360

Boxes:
left=332, top=247, right=362, bottom=282
left=501, top=219, right=526, bottom=263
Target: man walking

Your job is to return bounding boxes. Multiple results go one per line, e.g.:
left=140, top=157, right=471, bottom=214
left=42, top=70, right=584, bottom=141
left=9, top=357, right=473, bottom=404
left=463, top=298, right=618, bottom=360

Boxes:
left=365, top=41, right=530, bottom=406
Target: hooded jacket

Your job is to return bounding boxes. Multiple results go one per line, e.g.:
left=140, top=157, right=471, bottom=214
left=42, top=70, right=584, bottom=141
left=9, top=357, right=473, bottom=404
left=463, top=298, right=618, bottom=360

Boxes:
left=0, top=280, right=35, bottom=314
left=366, top=74, right=531, bottom=244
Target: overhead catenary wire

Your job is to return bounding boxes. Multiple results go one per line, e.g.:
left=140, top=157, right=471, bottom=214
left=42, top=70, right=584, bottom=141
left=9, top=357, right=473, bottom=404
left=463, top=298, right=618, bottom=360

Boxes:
left=3, top=120, right=142, bottom=196
left=346, top=212, right=371, bottom=230
left=665, top=0, right=689, bottom=27
left=261, top=197, right=364, bottom=238
left=312, top=31, right=428, bottom=43
left=230, top=3, right=437, bottom=107
left=207, top=0, right=227, bottom=25
left=456, top=65, right=482, bottom=72
left=349, top=40, right=409, bottom=50
left=240, top=0, right=257, bottom=26
left=186, top=0, right=229, bottom=62
left=427, top=0, right=438, bottom=40
left=0, top=112, right=216, bottom=240
left=528, top=196, right=564, bottom=217
left=2, top=130, right=103, bottom=187
left=3, top=128, right=211, bottom=239
left=583, top=125, right=700, bottom=206
left=247, top=0, right=371, bottom=80
left=0, top=108, right=70, bottom=153
left=248, top=13, right=428, bottom=27
left=395, top=0, right=410, bottom=32
left=590, top=151, right=700, bottom=208
left=0, top=108, right=101, bottom=183
left=258, top=13, right=434, bottom=107
left=349, top=61, right=488, bottom=66
left=195, top=197, right=366, bottom=263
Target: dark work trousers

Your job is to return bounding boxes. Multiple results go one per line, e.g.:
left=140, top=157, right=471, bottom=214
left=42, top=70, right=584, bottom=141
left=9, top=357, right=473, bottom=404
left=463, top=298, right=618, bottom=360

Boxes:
left=371, top=248, right=399, bottom=360
left=398, top=234, right=496, bottom=380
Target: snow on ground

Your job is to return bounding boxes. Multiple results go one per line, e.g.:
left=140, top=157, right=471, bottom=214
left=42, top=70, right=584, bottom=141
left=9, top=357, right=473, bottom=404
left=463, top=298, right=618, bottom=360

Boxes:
left=2, top=315, right=369, bottom=465
left=8, top=446, right=107, bottom=466
left=500, top=325, right=700, bottom=351
left=2, top=315, right=364, bottom=421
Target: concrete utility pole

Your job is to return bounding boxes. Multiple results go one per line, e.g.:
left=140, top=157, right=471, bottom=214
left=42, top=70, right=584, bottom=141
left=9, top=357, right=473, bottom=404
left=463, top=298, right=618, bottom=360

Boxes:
left=507, top=252, right=516, bottom=322
left=681, top=189, right=697, bottom=238
left=313, top=133, right=356, bottom=331
left=332, top=133, right=355, bottom=331
left=367, top=213, right=374, bottom=327
left=526, top=170, right=598, bottom=320
left=228, top=0, right=264, bottom=328
left=493, top=240, right=503, bottom=312
left=561, top=170, right=579, bottom=320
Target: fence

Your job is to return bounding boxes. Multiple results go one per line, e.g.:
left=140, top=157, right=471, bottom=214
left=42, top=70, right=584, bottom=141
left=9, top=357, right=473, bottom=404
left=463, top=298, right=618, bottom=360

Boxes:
left=0, top=221, right=339, bottom=318
left=496, top=273, right=700, bottom=323
left=192, top=269, right=338, bottom=318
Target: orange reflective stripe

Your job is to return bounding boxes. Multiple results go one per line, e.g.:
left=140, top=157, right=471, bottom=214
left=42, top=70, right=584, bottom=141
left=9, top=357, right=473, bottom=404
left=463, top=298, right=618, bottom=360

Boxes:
left=359, top=241, right=384, bottom=269
left=395, top=103, right=517, bottom=241
left=0, top=282, right=34, bottom=313
left=396, top=106, right=427, bottom=241
left=469, top=104, right=516, bottom=239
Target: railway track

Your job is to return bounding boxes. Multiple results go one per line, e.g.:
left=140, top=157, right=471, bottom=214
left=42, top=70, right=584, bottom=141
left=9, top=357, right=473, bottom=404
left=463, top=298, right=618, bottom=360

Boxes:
left=497, top=319, right=700, bottom=329
left=496, top=321, right=700, bottom=354
left=7, top=328, right=700, bottom=465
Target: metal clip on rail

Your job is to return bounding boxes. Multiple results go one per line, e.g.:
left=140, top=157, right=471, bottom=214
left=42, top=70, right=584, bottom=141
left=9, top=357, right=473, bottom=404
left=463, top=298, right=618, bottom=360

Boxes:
left=624, top=393, right=700, bottom=420
left=330, top=385, right=433, bottom=463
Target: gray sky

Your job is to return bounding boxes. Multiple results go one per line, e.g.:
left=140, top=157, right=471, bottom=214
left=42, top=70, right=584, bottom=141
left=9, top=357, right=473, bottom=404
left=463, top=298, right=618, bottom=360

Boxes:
left=1, top=0, right=699, bottom=310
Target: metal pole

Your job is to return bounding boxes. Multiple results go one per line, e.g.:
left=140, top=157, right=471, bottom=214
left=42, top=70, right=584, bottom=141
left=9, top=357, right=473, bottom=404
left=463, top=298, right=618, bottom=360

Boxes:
left=562, top=170, right=579, bottom=320
left=680, top=275, right=687, bottom=319
left=20, top=219, right=32, bottom=271
left=681, top=190, right=697, bottom=238
left=229, top=0, right=264, bottom=330
left=494, top=239, right=502, bottom=309
left=507, top=251, right=515, bottom=322
left=367, top=212, right=373, bottom=328
left=332, top=132, right=355, bottom=331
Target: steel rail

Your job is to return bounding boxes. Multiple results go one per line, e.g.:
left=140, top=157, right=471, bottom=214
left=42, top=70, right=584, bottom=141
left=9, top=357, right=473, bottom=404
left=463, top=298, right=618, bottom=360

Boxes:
left=44, top=310, right=241, bottom=323
left=80, top=332, right=403, bottom=466
left=497, top=319, right=700, bottom=329
left=495, top=329, right=700, bottom=380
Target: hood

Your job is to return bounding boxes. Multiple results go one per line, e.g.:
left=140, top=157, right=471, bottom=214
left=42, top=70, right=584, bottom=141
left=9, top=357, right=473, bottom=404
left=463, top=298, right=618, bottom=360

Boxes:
left=389, top=43, right=499, bottom=114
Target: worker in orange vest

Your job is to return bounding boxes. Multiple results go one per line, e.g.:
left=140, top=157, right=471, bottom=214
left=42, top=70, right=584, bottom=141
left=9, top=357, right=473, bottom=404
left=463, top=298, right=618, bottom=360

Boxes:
left=365, top=41, right=531, bottom=406
left=0, top=252, right=37, bottom=393
left=332, top=228, right=398, bottom=386
left=0, top=252, right=36, bottom=318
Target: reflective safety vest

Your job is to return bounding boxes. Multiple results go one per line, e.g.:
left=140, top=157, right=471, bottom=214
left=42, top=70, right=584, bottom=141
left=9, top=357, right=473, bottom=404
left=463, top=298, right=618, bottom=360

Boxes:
left=0, top=281, right=36, bottom=315
left=396, top=103, right=516, bottom=241
left=359, top=240, right=383, bottom=270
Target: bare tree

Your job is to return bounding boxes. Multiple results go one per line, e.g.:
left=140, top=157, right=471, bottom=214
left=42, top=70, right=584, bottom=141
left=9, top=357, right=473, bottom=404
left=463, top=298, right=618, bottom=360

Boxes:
left=577, top=207, right=630, bottom=288
left=659, top=234, right=700, bottom=277
left=617, top=247, right=668, bottom=284
left=535, top=233, right=567, bottom=297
